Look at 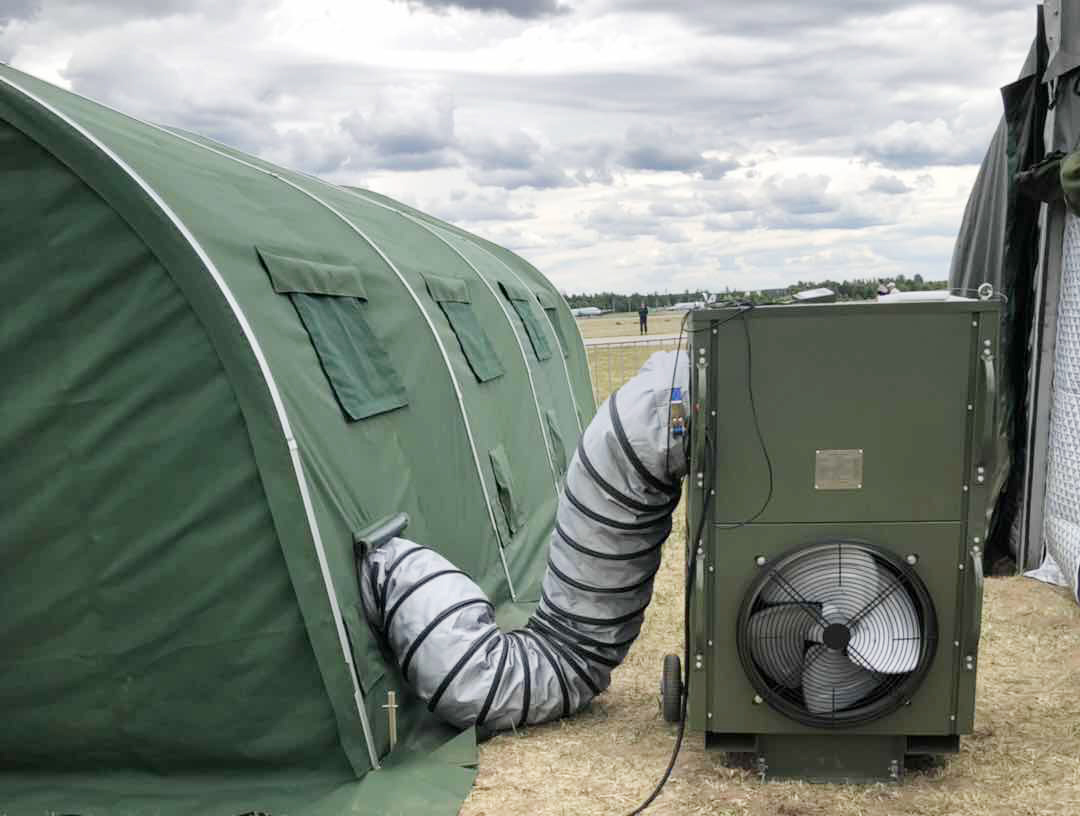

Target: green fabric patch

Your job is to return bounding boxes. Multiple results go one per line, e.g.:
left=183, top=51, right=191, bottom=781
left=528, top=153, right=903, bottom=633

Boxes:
left=543, top=306, right=570, bottom=358
left=497, top=279, right=531, bottom=301
left=489, top=444, right=524, bottom=536
left=534, top=287, right=570, bottom=357
left=499, top=281, right=552, bottom=361
left=424, top=272, right=469, bottom=304
left=1062, top=150, right=1080, bottom=216
left=426, top=274, right=504, bottom=382
left=544, top=409, right=568, bottom=477
left=290, top=294, right=408, bottom=421
left=533, top=289, right=555, bottom=309
left=257, top=247, right=368, bottom=298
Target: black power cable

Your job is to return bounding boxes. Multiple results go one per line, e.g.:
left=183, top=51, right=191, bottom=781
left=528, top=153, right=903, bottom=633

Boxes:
left=625, top=306, right=774, bottom=815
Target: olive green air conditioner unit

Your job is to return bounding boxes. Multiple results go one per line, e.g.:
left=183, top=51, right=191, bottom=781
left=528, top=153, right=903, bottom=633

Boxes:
left=681, top=298, right=1000, bottom=782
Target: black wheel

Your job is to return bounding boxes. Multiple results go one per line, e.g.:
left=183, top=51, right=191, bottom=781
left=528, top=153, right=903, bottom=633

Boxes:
left=660, top=653, right=683, bottom=723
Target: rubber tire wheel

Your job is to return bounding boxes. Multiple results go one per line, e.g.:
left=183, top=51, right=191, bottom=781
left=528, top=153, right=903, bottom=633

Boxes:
left=661, top=653, right=683, bottom=723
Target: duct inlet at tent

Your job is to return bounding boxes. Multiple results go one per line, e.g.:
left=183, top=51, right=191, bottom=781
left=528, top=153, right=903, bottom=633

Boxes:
left=359, top=352, right=689, bottom=729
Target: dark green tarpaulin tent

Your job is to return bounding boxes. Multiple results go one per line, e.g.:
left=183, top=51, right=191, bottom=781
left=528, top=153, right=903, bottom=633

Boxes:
left=0, top=63, right=593, bottom=815
left=948, top=7, right=1047, bottom=569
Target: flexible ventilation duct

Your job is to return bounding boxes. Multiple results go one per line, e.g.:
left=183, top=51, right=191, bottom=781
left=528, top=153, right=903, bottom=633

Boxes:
left=359, top=351, right=689, bottom=730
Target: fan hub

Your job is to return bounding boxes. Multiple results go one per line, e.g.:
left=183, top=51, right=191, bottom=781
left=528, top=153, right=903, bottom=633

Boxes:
left=822, top=622, right=852, bottom=652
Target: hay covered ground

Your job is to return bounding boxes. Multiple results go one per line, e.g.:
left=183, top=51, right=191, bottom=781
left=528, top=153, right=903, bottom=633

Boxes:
left=459, top=317, right=1080, bottom=816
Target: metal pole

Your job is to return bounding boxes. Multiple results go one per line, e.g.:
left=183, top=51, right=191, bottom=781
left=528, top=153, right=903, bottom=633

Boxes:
left=607, top=344, right=613, bottom=398
left=384, top=690, right=398, bottom=751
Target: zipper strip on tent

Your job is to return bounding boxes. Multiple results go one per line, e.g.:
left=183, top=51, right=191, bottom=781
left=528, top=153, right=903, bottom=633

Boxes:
left=0, top=75, right=384, bottom=772
left=340, top=191, right=561, bottom=495
left=145, top=127, right=517, bottom=601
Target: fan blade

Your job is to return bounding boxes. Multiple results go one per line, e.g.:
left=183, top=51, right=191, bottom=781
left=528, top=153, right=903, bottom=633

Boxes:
left=848, top=588, right=921, bottom=673
left=802, top=645, right=880, bottom=715
left=747, top=605, right=817, bottom=688
left=761, top=546, right=883, bottom=616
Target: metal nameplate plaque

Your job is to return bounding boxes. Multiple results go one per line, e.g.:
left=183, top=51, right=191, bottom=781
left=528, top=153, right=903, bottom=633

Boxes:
left=814, top=449, right=863, bottom=490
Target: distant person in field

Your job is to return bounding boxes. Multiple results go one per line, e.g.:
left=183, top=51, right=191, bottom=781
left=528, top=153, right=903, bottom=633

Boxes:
left=638, top=302, right=648, bottom=335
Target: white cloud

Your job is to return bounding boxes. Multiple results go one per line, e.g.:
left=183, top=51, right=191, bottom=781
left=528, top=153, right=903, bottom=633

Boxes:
left=426, top=188, right=536, bottom=222
left=394, top=0, right=570, bottom=18
left=867, top=174, right=913, bottom=195
left=0, top=0, right=1034, bottom=292
left=857, top=118, right=988, bottom=168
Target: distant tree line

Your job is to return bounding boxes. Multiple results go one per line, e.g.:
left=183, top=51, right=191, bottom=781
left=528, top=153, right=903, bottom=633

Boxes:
left=564, top=274, right=947, bottom=311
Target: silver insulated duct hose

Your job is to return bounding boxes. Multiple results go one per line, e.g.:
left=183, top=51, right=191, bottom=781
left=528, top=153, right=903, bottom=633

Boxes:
left=359, top=351, right=690, bottom=731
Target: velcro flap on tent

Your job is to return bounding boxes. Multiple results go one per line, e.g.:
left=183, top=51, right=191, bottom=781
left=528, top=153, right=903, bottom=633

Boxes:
left=425, top=273, right=470, bottom=304
left=257, top=245, right=406, bottom=420
left=534, top=289, right=569, bottom=358
left=498, top=280, right=532, bottom=302
left=497, top=280, right=552, bottom=361
left=533, top=289, right=556, bottom=308
left=425, top=274, right=503, bottom=382
left=489, top=444, right=524, bottom=537
left=544, top=409, right=567, bottom=476
left=257, top=247, right=368, bottom=299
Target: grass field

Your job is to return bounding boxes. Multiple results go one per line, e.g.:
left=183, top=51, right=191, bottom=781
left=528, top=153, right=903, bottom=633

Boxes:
left=578, top=313, right=687, bottom=403
left=575, top=310, right=689, bottom=339
left=459, top=317, right=1080, bottom=816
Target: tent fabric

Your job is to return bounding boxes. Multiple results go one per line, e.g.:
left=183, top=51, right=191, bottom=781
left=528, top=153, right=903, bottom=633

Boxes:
left=0, top=62, right=593, bottom=816
left=948, top=11, right=1048, bottom=563
left=1016, top=150, right=1066, bottom=203
left=339, top=185, right=592, bottom=433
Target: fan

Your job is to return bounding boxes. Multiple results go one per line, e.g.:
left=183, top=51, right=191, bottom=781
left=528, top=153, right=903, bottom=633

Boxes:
left=737, top=541, right=937, bottom=727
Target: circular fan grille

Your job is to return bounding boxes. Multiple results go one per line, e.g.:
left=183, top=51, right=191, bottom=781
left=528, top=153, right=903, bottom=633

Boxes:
left=736, top=540, right=937, bottom=727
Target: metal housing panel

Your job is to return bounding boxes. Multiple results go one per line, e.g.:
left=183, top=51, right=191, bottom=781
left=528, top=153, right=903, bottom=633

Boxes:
left=707, top=305, right=980, bottom=525
left=695, top=522, right=963, bottom=737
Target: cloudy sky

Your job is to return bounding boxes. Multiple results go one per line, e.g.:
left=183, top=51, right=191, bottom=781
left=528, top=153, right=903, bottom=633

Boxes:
left=1, top=0, right=1035, bottom=294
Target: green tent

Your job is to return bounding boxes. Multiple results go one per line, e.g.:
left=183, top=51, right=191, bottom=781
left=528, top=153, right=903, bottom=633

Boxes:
left=0, top=64, right=593, bottom=815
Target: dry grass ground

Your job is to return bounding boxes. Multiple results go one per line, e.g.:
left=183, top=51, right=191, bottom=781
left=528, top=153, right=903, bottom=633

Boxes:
left=459, top=317, right=1080, bottom=816
left=463, top=513, right=1080, bottom=816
